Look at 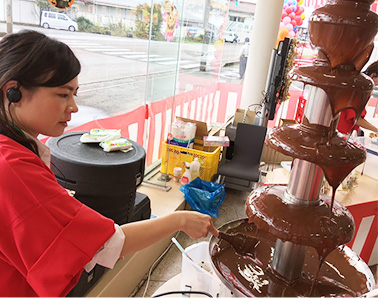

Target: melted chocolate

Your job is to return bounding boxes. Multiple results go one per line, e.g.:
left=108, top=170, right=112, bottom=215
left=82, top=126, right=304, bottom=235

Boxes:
left=211, top=1, right=377, bottom=295
left=309, top=0, right=378, bottom=70
left=291, top=65, right=374, bottom=117
left=211, top=220, right=371, bottom=297
left=245, top=185, right=354, bottom=249
left=218, top=231, right=259, bottom=256
left=266, top=124, right=366, bottom=189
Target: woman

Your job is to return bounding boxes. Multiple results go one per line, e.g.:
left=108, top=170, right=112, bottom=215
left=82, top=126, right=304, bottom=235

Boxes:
left=0, top=30, right=218, bottom=297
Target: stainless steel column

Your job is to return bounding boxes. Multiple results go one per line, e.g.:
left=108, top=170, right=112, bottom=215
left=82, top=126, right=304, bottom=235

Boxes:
left=271, top=85, right=333, bottom=280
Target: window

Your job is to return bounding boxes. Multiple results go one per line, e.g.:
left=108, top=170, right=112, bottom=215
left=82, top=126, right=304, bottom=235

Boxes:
left=58, top=15, right=68, bottom=20
left=48, top=13, right=56, bottom=19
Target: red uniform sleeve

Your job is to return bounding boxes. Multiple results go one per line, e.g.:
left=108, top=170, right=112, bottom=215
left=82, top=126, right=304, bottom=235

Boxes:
left=0, top=137, right=116, bottom=297
left=361, top=108, right=367, bottom=118
left=337, top=109, right=357, bottom=134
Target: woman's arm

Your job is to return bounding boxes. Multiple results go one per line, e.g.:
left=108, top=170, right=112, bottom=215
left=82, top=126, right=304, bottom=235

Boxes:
left=356, top=117, right=378, bottom=133
left=119, top=211, right=218, bottom=256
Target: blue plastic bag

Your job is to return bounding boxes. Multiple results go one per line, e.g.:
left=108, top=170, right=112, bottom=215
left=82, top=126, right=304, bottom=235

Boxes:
left=180, top=177, right=225, bottom=217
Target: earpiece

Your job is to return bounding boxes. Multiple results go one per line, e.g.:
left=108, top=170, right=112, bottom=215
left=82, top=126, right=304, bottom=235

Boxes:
left=6, top=84, right=22, bottom=103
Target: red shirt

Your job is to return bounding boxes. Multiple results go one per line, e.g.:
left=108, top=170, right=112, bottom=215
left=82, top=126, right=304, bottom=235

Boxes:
left=337, top=109, right=367, bottom=134
left=0, top=135, right=115, bottom=297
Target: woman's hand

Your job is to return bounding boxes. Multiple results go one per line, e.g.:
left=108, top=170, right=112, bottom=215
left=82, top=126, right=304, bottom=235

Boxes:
left=175, top=210, right=219, bottom=239
left=120, top=210, right=218, bottom=256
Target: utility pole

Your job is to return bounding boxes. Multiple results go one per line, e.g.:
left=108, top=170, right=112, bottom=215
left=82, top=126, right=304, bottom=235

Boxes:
left=200, top=0, right=211, bottom=71
left=6, top=0, right=13, bottom=34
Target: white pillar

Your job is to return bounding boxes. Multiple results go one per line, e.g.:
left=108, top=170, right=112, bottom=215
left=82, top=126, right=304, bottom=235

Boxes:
left=6, top=0, right=13, bottom=34
left=240, top=0, right=285, bottom=109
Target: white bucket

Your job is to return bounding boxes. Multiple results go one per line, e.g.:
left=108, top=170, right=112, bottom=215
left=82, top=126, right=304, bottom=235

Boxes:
left=180, top=241, right=233, bottom=297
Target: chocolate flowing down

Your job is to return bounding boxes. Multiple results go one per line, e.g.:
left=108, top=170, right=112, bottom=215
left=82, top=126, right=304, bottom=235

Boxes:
left=210, top=0, right=377, bottom=296
left=245, top=185, right=354, bottom=248
left=309, top=0, right=378, bottom=70
left=266, top=123, right=366, bottom=189
left=211, top=220, right=372, bottom=297
left=291, top=64, right=374, bottom=117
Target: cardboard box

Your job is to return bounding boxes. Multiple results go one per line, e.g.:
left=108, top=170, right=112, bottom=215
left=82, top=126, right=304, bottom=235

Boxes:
left=203, top=136, right=230, bottom=147
left=233, top=108, right=256, bottom=126
left=177, top=117, right=208, bottom=147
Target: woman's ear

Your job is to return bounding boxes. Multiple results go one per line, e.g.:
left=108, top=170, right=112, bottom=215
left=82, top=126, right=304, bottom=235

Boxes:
left=2, top=81, right=21, bottom=104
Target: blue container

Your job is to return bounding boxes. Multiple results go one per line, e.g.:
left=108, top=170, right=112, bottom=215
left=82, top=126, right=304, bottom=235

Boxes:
left=180, top=177, right=225, bottom=217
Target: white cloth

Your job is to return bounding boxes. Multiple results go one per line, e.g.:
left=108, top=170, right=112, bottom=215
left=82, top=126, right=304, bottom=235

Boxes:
left=85, top=224, right=125, bottom=272
left=239, top=43, right=250, bottom=58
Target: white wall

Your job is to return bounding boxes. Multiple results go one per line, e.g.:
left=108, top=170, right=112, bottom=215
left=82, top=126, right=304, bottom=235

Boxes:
left=0, top=0, right=40, bottom=25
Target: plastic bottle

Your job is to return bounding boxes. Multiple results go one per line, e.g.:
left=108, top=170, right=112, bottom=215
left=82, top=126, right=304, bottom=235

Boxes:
left=190, top=157, right=200, bottom=181
left=181, top=162, right=192, bottom=185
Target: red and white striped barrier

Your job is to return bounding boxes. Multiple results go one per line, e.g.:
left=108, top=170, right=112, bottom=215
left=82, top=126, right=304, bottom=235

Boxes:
left=65, top=82, right=242, bottom=166
left=346, top=201, right=378, bottom=266
left=46, top=81, right=376, bottom=167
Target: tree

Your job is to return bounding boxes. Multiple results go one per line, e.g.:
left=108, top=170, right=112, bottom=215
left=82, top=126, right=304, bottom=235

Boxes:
left=135, top=3, right=163, bottom=40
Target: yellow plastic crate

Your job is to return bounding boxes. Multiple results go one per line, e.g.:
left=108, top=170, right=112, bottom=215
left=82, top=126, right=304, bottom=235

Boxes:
left=160, top=141, right=221, bottom=181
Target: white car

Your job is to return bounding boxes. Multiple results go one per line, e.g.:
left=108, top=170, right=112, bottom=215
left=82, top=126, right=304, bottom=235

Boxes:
left=41, top=11, right=78, bottom=32
left=224, top=32, right=238, bottom=43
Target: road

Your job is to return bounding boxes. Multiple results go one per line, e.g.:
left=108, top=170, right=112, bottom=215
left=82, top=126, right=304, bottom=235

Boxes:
left=11, top=25, right=241, bottom=123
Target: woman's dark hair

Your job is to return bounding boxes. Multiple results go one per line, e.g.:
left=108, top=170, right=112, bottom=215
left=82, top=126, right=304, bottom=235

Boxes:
left=363, top=61, right=378, bottom=77
left=0, top=30, right=81, bottom=154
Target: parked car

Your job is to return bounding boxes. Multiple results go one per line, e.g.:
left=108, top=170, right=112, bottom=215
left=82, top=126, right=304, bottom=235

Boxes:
left=41, top=11, right=78, bottom=32
left=224, top=31, right=238, bottom=43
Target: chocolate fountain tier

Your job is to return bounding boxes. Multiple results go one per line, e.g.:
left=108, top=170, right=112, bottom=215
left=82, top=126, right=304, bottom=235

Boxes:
left=291, top=65, right=374, bottom=117
left=342, top=0, right=375, bottom=4
left=210, top=219, right=374, bottom=297
left=267, top=124, right=366, bottom=188
left=245, top=185, right=354, bottom=248
left=309, top=0, right=378, bottom=70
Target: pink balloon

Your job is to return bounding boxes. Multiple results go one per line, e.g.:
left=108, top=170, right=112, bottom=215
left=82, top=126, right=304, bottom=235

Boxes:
left=280, top=22, right=286, bottom=30
left=282, top=12, right=288, bottom=19
left=289, top=12, right=296, bottom=19
left=283, top=16, right=291, bottom=25
left=289, top=31, right=296, bottom=38
left=286, top=23, right=294, bottom=31
left=295, top=15, right=302, bottom=24
left=285, top=7, right=292, bottom=14
left=291, top=20, right=297, bottom=27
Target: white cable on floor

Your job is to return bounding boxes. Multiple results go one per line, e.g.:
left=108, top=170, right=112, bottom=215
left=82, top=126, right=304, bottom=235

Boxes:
left=142, top=231, right=181, bottom=297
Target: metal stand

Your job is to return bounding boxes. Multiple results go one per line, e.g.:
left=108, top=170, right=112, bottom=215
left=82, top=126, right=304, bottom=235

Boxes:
left=271, top=85, right=333, bottom=280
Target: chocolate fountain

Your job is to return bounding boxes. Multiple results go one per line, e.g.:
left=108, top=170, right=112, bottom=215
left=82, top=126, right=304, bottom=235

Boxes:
left=210, top=0, right=378, bottom=296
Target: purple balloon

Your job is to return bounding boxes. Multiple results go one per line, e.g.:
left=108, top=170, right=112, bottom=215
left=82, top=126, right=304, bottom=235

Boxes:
left=291, top=4, right=297, bottom=12
left=287, top=0, right=293, bottom=5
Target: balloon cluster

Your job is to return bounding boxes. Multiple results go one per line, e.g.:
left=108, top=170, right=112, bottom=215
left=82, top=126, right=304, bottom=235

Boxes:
left=278, top=0, right=305, bottom=41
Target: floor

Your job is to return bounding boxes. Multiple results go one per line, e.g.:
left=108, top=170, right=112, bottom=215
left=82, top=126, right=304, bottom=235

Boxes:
left=131, top=185, right=378, bottom=297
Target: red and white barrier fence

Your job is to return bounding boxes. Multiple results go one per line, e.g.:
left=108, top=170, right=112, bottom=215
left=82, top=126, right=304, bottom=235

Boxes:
left=62, top=84, right=377, bottom=166
left=346, top=201, right=378, bottom=266
left=65, top=82, right=242, bottom=166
